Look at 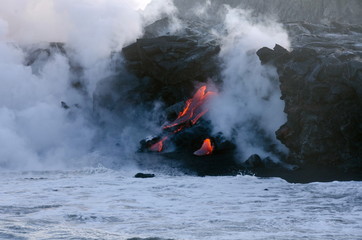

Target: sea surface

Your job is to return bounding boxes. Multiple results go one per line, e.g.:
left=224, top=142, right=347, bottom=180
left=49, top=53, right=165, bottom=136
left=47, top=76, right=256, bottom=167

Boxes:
left=0, top=167, right=361, bottom=240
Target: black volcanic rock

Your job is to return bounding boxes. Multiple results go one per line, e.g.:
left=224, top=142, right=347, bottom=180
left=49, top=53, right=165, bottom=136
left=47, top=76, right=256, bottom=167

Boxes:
left=122, top=35, right=220, bottom=106
left=94, top=31, right=221, bottom=115
left=256, top=44, right=289, bottom=64
left=257, top=25, right=362, bottom=174
left=244, top=154, right=263, bottom=168
left=96, top=19, right=362, bottom=182
left=134, top=173, right=155, bottom=178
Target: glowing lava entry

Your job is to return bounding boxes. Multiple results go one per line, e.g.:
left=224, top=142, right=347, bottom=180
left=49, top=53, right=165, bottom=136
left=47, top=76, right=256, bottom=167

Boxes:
left=148, top=85, right=217, bottom=153
left=149, top=137, right=168, bottom=152
left=163, top=85, right=217, bottom=132
left=193, top=138, right=214, bottom=156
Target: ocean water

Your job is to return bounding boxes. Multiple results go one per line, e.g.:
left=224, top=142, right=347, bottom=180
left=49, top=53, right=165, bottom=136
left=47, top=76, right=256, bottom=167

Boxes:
left=0, top=167, right=361, bottom=240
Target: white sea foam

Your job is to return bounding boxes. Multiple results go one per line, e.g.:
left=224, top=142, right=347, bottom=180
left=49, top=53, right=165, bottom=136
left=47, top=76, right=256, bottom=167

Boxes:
left=0, top=170, right=360, bottom=239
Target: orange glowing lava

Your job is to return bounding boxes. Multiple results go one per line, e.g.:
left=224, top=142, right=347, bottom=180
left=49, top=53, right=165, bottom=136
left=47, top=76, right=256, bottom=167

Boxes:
left=193, top=138, right=214, bottom=156
left=148, top=85, right=217, bottom=153
left=149, top=137, right=168, bottom=152
left=163, top=85, right=217, bottom=132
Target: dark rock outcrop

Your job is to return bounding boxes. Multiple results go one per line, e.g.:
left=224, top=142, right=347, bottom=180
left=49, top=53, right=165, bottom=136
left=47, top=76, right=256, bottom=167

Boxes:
left=122, top=36, right=220, bottom=106
left=105, top=19, right=362, bottom=182
left=134, top=173, right=155, bottom=178
left=257, top=25, right=362, bottom=174
left=93, top=33, right=221, bottom=123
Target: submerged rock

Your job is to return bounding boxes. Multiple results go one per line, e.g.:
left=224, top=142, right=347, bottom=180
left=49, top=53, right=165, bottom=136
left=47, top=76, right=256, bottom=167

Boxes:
left=134, top=173, right=156, bottom=178
left=244, top=154, right=264, bottom=168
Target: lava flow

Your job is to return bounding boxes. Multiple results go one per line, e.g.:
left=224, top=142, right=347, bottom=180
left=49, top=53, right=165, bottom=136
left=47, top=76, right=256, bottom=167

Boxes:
left=148, top=85, right=217, bottom=153
left=149, top=137, right=168, bottom=152
left=163, top=85, right=217, bottom=133
left=193, top=138, right=214, bottom=156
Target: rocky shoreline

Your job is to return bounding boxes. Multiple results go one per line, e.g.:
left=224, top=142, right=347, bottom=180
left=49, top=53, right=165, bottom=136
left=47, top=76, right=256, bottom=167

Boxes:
left=257, top=22, right=362, bottom=179
left=118, top=20, right=362, bottom=182
left=21, top=20, right=361, bottom=182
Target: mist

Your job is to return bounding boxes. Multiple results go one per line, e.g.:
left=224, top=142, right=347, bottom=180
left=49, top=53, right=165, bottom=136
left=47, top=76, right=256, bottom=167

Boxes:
left=0, top=0, right=291, bottom=170
left=206, top=7, right=289, bottom=161
left=0, top=0, right=175, bottom=170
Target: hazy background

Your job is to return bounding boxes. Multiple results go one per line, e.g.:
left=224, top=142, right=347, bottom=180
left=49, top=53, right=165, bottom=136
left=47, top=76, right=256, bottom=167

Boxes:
left=174, top=0, right=362, bottom=24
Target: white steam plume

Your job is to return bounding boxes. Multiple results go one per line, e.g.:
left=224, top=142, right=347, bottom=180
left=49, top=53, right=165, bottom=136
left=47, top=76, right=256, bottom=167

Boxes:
left=208, top=7, right=290, bottom=161
left=0, top=0, right=291, bottom=170
left=0, top=39, right=95, bottom=170
left=0, top=0, right=178, bottom=171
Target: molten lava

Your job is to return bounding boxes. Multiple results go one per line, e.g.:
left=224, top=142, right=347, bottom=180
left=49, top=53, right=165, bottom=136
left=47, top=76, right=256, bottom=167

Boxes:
left=163, top=85, right=217, bottom=132
left=193, top=138, right=214, bottom=156
left=148, top=85, right=217, bottom=153
left=149, top=137, right=168, bottom=152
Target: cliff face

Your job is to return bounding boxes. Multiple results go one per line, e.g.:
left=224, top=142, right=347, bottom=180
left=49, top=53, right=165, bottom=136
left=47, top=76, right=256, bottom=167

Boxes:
left=257, top=22, right=362, bottom=171
left=174, top=0, right=362, bottom=24
left=118, top=21, right=362, bottom=180
left=92, top=2, right=362, bottom=180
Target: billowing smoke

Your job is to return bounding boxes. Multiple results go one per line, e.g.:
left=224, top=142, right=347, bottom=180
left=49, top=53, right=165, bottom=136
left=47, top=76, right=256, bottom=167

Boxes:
left=0, top=0, right=176, bottom=170
left=207, top=6, right=290, bottom=161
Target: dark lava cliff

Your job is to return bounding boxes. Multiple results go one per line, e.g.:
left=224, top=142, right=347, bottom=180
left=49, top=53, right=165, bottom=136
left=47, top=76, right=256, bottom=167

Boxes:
left=92, top=1, right=362, bottom=182
left=112, top=20, right=362, bottom=181
left=257, top=22, right=362, bottom=177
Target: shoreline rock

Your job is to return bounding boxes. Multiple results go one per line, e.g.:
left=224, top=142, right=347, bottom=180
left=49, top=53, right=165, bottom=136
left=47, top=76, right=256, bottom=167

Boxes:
left=134, top=173, right=156, bottom=179
left=256, top=27, right=362, bottom=175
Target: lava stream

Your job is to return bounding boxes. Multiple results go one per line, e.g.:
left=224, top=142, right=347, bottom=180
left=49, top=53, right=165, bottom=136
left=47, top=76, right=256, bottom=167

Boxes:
left=163, top=85, right=217, bottom=131
left=149, top=137, right=168, bottom=152
left=149, top=85, right=217, bottom=153
left=193, top=138, right=214, bottom=156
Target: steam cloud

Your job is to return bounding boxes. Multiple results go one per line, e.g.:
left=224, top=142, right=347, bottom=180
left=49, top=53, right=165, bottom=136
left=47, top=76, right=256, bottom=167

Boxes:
left=207, top=7, right=290, bottom=161
left=0, top=0, right=291, bottom=171
left=0, top=0, right=175, bottom=170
